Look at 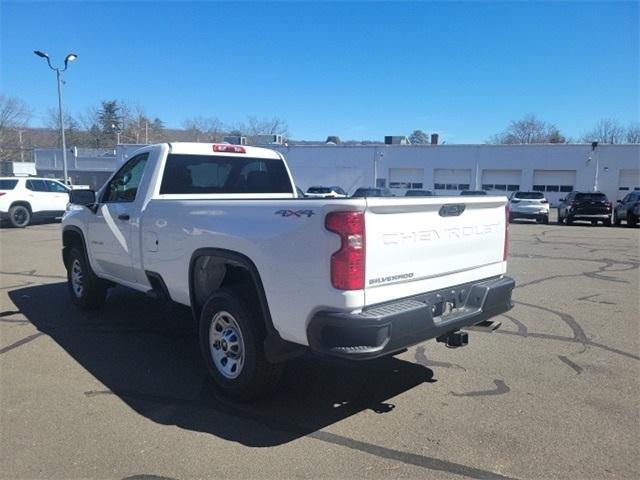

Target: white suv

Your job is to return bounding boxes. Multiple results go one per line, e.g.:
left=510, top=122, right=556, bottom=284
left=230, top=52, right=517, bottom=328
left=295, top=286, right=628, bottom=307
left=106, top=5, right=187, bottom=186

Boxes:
left=0, top=177, right=70, bottom=228
left=305, top=186, right=348, bottom=198
left=508, top=191, right=550, bottom=224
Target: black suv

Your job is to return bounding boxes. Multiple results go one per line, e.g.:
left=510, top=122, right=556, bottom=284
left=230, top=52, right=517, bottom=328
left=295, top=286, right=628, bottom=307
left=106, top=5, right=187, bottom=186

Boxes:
left=613, top=191, right=640, bottom=227
left=557, top=191, right=612, bottom=226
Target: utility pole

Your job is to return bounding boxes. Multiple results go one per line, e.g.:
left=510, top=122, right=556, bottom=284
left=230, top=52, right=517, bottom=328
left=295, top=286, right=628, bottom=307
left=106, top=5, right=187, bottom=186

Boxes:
left=18, top=130, right=25, bottom=162
left=145, top=122, right=149, bottom=144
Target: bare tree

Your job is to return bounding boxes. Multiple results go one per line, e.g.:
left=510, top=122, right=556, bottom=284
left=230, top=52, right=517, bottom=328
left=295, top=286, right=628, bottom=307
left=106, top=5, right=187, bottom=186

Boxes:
left=0, top=95, right=32, bottom=161
left=580, top=118, right=626, bottom=144
left=626, top=122, right=640, bottom=144
left=488, top=114, right=566, bottom=144
left=182, top=116, right=225, bottom=142
left=243, top=116, right=289, bottom=137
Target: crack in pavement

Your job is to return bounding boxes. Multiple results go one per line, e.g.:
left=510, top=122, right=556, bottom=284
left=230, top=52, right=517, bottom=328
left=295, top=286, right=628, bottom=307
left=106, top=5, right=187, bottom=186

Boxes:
left=451, top=380, right=511, bottom=397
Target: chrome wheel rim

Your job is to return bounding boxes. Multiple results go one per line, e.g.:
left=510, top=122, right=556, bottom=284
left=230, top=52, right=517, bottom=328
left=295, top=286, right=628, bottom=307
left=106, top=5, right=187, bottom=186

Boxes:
left=209, top=311, right=245, bottom=379
left=71, top=259, right=84, bottom=298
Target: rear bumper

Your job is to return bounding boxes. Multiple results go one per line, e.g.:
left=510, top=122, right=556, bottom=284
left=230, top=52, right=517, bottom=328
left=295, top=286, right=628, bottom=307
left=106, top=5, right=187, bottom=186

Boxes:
left=307, top=275, right=515, bottom=359
left=511, top=210, right=548, bottom=219
left=570, top=213, right=610, bottom=219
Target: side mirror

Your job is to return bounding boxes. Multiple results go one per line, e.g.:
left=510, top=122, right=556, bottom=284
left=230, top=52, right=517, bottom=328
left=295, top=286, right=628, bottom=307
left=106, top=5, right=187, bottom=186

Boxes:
left=69, top=189, right=96, bottom=207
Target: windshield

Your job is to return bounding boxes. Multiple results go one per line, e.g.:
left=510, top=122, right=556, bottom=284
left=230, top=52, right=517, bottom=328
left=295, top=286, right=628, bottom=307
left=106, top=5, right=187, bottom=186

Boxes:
left=514, top=192, right=544, bottom=199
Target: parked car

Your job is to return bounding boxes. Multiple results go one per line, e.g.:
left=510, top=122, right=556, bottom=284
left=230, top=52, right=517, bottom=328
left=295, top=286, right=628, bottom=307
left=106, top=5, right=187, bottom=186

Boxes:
left=613, top=191, right=640, bottom=227
left=557, top=191, right=612, bottom=226
left=508, top=191, right=549, bottom=224
left=0, top=177, right=70, bottom=228
left=459, top=190, right=487, bottom=196
left=351, top=187, right=394, bottom=197
left=405, top=189, right=434, bottom=197
left=62, top=142, right=514, bottom=400
left=305, top=186, right=347, bottom=198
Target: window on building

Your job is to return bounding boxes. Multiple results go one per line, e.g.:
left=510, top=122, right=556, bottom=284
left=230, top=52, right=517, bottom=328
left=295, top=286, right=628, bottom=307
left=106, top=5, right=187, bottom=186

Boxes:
left=494, top=184, right=506, bottom=191
left=546, top=185, right=559, bottom=192
left=560, top=185, right=573, bottom=192
left=411, top=182, right=423, bottom=189
left=445, top=183, right=458, bottom=190
left=482, top=184, right=493, bottom=191
left=458, top=183, right=470, bottom=190
left=533, top=185, right=545, bottom=192
left=507, top=184, right=520, bottom=191
left=434, top=183, right=445, bottom=190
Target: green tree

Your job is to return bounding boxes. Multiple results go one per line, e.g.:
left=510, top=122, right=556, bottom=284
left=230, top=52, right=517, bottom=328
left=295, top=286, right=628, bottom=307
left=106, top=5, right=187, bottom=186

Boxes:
left=408, top=129, right=429, bottom=144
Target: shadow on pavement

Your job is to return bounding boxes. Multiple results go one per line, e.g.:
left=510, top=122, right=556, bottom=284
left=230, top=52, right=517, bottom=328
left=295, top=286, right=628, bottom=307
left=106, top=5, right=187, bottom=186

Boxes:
left=9, top=282, right=434, bottom=447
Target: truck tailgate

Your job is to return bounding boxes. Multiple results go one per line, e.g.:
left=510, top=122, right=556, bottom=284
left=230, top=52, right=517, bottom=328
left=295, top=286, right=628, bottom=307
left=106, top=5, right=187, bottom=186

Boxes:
left=364, top=196, right=508, bottom=305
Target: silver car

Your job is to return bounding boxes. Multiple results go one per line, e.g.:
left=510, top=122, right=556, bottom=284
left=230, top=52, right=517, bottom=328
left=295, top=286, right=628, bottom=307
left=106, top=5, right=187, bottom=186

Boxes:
left=508, top=191, right=550, bottom=224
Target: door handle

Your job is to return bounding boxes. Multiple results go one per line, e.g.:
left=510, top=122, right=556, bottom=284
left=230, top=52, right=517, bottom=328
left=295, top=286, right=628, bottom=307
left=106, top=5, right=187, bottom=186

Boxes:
left=118, top=214, right=130, bottom=221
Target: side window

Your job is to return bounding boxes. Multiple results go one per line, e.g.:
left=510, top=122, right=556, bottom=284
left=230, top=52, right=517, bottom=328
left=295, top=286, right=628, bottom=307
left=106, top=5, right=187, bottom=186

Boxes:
left=26, top=180, right=48, bottom=192
left=102, top=153, right=149, bottom=203
left=45, top=180, right=69, bottom=193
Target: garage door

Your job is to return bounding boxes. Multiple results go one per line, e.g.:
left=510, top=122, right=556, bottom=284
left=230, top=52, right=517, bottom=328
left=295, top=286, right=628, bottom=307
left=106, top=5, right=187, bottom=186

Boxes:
left=533, top=170, right=577, bottom=206
left=617, top=169, right=640, bottom=200
left=389, top=168, right=424, bottom=193
left=433, top=168, right=471, bottom=195
left=481, top=169, right=522, bottom=193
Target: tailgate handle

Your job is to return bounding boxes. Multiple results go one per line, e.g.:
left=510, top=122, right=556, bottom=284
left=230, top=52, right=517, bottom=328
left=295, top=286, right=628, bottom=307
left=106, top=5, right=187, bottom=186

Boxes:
left=439, top=204, right=465, bottom=217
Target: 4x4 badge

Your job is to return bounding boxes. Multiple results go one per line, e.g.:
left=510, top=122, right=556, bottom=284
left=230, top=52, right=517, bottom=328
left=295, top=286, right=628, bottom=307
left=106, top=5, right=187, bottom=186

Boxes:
left=275, top=209, right=315, bottom=218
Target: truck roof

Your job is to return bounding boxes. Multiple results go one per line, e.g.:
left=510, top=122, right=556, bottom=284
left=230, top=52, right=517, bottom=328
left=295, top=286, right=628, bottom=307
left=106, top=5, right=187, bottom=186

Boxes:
left=166, top=142, right=281, bottom=160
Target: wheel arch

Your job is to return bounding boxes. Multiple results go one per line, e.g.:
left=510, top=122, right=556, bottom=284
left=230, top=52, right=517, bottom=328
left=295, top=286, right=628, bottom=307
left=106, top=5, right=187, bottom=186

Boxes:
left=9, top=201, right=32, bottom=212
left=188, top=247, right=305, bottom=362
left=62, top=225, right=89, bottom=268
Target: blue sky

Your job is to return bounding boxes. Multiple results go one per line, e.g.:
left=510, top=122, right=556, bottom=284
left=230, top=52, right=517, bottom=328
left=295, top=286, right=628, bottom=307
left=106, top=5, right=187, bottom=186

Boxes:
left=1, top=1, right=638, bottom=143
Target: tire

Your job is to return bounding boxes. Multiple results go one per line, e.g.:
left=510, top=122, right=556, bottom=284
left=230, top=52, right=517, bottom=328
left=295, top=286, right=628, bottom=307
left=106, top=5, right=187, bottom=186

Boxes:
left=628, top=214, right=638, bottom=228
left=199, top=288, right=283, bottom=400
left=566, top=215, right=574, bottom=226
left=66, top=247, right=107, bottom=310
left=557, top=212, right=564, bottom=225
left=8, top=205, right=30, bottom=228
left=542, top=215, right=549, bottom=225
left=508, top=213, right=514, bottom=223
left=604, top=216, right=612, bottom=227
left=591, top=220, right=598, bottom=226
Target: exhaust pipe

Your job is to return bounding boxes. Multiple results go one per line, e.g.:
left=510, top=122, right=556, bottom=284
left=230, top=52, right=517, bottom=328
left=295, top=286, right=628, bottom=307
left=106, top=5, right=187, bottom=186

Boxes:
left=464, top=320, right=502, bottom=332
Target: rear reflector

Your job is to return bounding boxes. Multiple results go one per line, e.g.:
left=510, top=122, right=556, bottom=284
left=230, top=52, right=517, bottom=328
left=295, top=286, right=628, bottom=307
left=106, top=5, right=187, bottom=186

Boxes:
left=213, top=144, right=246, bottom=154
left=325, top=211, right=365, bottom=290
left=503, top=204, right=510, bottom=261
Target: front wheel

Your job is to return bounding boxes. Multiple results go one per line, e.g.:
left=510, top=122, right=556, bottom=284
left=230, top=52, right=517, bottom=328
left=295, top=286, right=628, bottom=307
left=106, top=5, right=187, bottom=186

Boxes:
left=541, top=215, right=549, bottom=225
left=9, top=205, right=30, bottom=228
left=603, top=216, right=612, bottom=227
left=199, top=288, right=283, bottom=400
left=66, top=247, right=107, bottom=310
left=566, top=215, right=574, bottom=226
left=628, top=214, right=638, bottom=228
left=613, top=211, right=621, bottom=226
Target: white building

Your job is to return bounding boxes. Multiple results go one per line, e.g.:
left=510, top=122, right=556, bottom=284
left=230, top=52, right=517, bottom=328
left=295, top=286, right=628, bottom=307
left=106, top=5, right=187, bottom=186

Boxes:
left=272, top=143, right=640, bottom=205
left=31, top=143, right=640, bottom=205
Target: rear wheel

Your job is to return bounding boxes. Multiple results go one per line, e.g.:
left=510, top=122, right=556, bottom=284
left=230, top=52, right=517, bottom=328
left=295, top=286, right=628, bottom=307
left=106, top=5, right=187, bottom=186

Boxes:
left=628, top=214, right=638, bottom=227
left=541, top=215, right=549, bottom=225
left=566, top=215, right=574, bottom=226
left=66, top=247, right=107, bottom=310
left=591, top=220, right=598, bottom=226
left=604, top=216, right=612, bottom=227
left=199, top=288, right=283, bottom=400
left=557, top=211, right=564, bottom=224
left=9, top=205, right=30, bottom=228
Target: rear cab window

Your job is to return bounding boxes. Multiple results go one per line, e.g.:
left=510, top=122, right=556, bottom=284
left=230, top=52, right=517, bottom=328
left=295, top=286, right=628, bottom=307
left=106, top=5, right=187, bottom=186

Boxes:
left=160, top=154, right=293, bottom=195
left=0, top=179, right=18, bottom=190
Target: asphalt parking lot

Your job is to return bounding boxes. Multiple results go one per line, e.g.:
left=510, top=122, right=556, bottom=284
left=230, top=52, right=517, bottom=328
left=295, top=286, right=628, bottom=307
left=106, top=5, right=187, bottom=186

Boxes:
left=1, top=215, right=639, bottom=480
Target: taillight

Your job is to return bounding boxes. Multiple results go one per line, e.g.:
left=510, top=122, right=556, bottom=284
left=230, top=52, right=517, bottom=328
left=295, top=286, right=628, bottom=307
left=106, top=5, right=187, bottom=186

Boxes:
left=541, top=199, right=549, bottom=204
left=212, top=144, right=246, bottom=154
left=605, top=201, right=612, bottom=209
left=503, top=204, right=509, bottom=261
left=325, top=211, right=365, bottom=290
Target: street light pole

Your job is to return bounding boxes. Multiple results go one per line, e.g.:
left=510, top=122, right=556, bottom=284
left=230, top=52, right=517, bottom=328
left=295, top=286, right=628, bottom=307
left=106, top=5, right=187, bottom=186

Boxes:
left=34, top=50, right=77, bottom=185
left=55, top=68, right=69, bottom=184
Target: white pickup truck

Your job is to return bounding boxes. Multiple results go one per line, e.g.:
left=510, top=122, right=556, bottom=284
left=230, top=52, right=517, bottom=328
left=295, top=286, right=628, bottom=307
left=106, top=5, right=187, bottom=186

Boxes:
left=62, top=143, right=514, bottom=399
